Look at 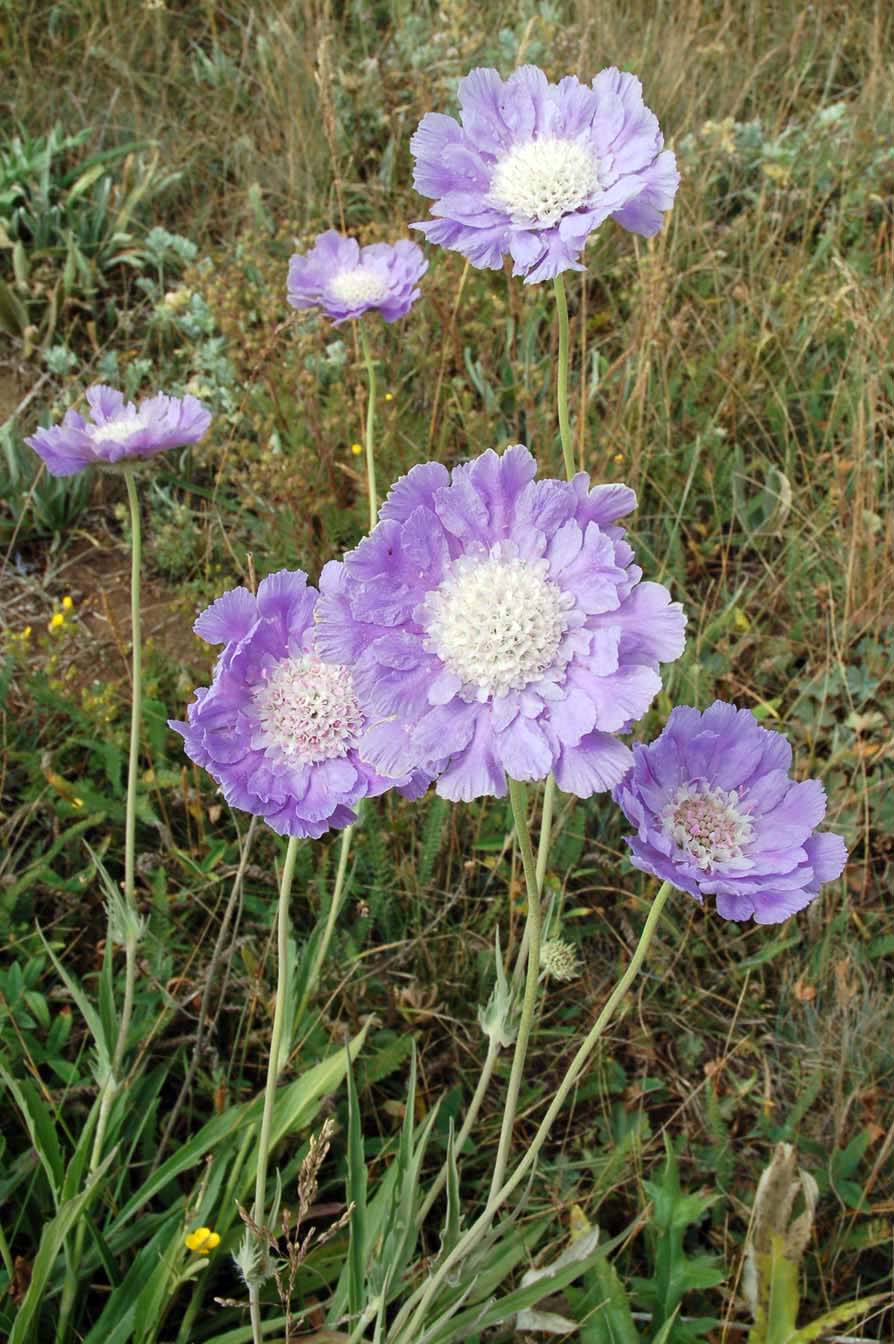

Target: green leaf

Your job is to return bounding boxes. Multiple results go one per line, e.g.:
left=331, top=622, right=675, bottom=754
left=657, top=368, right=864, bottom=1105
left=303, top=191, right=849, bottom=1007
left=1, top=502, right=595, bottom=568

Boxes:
left=789, top=1293, right=888, bottom=1343
left=8, top=1151, right=115, bottom=1344
left=0, top=1067, right=64, bottom=1203
left=576, top=1244, right=639, bottom=1344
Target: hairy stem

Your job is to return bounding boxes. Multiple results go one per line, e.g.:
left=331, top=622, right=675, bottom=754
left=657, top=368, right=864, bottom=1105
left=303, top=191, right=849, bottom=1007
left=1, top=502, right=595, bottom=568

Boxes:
left=248, top=833, right=300, bottom=1343
left=358, top=324, right=378, bottom=531
left=488, top=779, right=542, bottom=1203
left=392, top=881, right=673, bottom=1344
left=554, top=274, right=575, bottom=481
left=294, top=823, right=353, bottom=1034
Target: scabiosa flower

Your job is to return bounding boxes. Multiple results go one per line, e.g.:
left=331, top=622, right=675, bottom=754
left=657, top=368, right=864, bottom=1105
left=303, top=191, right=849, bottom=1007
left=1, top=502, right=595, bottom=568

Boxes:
left=169, top=571, right=428, bottom=839
left=25, top=384, right=211, bottom=478
left=287, top=230, right=427, bottom=324
left=314, top=445, right=685, bottom=802
left=410, top=65, right=679, bottom=284
left=614, top=702, right=848, bottom=924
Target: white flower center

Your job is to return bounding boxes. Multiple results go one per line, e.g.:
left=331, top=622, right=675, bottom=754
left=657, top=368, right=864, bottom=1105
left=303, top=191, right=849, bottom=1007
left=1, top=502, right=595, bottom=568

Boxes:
left=90, top=411, right=149, bottom=443
left=489, top=137, right=600, bottom=227
left=660, top=781, right=754, bottom=871
left=424, top=552, right=571, bottom=699
left=328, top=266, right=390, bottom=306
left=251, top=655, right=363, bottom=765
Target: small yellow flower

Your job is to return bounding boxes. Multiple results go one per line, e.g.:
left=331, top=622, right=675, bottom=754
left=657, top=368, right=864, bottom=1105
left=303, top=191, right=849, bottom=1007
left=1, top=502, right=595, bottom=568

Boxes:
left=22, top=626, right=32, bottom=639
left=613, top=453, right=624, bottom=465
left=49, top=612, right=65, bottom=631
left=185, top=1226, right=221, bottom=1253
left=384, top=391, right=394, bottom=402
left=62, top=595, right=74, bottom=610
left=351, top=442, right=363, bottom=456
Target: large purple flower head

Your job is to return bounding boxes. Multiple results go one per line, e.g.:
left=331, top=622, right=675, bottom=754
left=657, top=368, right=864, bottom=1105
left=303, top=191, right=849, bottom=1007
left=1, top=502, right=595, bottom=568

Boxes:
left=410, top=65, right=679, bottom=283
left=25, top=384, right=211, bottom=478
left=287, top=230, right=427, bottom=324
left=614, top=702, right=848, bottom=925
left=314, top=445, right=685, bottom=802
left=170, top=571, right=428, bottom=839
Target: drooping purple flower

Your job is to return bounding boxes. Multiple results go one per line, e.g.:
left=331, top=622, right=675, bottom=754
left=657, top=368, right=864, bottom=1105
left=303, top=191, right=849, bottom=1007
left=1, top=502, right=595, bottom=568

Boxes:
left=313, top=445, right=685, bottom=802
left=25, top=384, right=211, bottom=478
left=287, top=230, right=428, bottom=324
left=169, top=570, right=429, bottom=839
left=410, top=65, right=679, bottom=283
left=613, top=702, right=848, bottom=924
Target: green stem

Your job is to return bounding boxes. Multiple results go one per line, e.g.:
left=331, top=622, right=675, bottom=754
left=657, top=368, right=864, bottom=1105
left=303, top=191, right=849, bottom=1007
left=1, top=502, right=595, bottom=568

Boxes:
left=554, top=274, right=575, bottom=481
left=416, top=1034, right=500, bottom=1227
left=113, top=469, right=144, bottom=1072
left=358, top=325, right=378, bottom=531
left=56, top=471, right=147, bottom=1341
left=512, top=774, right=556, bottom=997
left=487, top=779, right=541, bottom=1203
left=294, top=823, right=353, bottom=1033
left=248, top=833, right=300, bottom=1344
left=393, top=881, right=673, bottom=1344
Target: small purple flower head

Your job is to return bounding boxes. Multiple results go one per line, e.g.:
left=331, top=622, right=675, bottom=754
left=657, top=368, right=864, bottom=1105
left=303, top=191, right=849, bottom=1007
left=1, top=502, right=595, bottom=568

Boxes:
left=25, top=384, right=211, bottom=478
left=314, top=445, right=686, bottom=802
left=614, top=702, right=848, bottom=924
left=287, top=230, right=428, bottom=324
left=410, top=65, right=679, bottom=283
left=169, top=570, right=429, bottom=839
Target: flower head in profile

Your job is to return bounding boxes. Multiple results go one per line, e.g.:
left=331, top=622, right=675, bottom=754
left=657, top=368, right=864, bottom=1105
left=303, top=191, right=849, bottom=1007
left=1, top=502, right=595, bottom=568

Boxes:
left=26, top=384, right=211, bottom=478
left=314, top=445, right=685, bottom=802
left=287, top=231, right=427, bottom=324
left=169, top=571, right=428, bottom=839
left=613, top=702, right=848, bottom=924
left=410, top=65, right=679, bottom=283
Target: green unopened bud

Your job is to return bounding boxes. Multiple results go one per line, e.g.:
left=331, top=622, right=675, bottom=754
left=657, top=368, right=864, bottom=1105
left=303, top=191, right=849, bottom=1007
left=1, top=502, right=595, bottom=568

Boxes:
left=540, top=937, right=581, bottom=983
left=478, top=929, right=517, bottom=1049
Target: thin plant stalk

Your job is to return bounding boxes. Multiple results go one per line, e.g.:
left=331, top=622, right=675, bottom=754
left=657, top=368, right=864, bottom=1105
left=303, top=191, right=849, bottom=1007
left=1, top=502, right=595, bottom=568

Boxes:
left=153, top=814, right=259, bottom=1173
left=248, top=833, right=300, bottom=1344
left=294, top=823, right=353, bottom=1033
left=416, top=1034, right=501, bottom=1226
left=55, top=469, right=147, bottom=1341
left=358, top=325, right=378, bottom=531
left=487, top=778, right=542, bottom=1203
left=553, top=274, right=575, bottom=480
left=114, top=467, right=144, bottom=1071
left=393, top=880, right=673, bottom=1344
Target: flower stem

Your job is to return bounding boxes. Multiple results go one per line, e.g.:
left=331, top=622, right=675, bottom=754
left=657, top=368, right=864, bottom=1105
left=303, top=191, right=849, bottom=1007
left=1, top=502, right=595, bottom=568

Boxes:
left=512, top=774, right=556, bottom=996
left=488, top=778, right=542, bottom=1203
left=416, top=1034, right=500, bottom=1227
left=358, top=325, right=378, bottom=531
left=294, top=823, right=353, bottom=1034
left=392, top=881, right=673, bottom=1344
left=115, top=468, right=144, bottom=1070
left=248, top=833, right=300, bottom=1343
left=55, top=470, right=147, bottom=1342
left=553, top=274, right=575, bottom=481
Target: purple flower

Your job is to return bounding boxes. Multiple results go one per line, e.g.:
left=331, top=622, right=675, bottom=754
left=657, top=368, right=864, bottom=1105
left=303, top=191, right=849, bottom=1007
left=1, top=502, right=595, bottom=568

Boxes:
left=287, top=230, right=428, bottom=324
left=25, top=384, right=211, bottom=478
left=410, top=65, right=679, bottom=283
left=314, top=445, right=685, bottom=802
left=613, top=702, right=848, bottom=924
left=169, top=570, right=428, bottom=839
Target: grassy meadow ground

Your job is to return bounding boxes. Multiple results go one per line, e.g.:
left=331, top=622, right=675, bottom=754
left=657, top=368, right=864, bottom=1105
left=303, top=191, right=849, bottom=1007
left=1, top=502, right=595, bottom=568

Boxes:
left=1, top=0, right=893, bottom=1339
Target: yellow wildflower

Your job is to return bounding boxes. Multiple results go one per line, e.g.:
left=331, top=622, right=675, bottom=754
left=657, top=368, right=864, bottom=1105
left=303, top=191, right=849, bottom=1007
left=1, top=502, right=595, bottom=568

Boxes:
left=351, top=442, right=363, bottom=456
left=62, top=595, right=74, bottom=610
left=185, top=1226, right=221, bottom=1253
left=49, top=612, right=65, bottom=631
left=384, top=391, right=394, bottom=402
